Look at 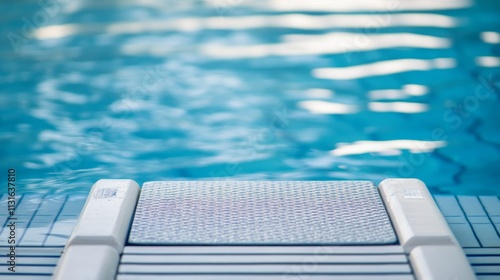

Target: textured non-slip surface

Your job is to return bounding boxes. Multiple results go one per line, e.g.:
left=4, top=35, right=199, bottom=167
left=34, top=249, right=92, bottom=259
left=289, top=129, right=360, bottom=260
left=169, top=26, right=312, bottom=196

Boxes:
left=128, top=181, right=396, bottom=245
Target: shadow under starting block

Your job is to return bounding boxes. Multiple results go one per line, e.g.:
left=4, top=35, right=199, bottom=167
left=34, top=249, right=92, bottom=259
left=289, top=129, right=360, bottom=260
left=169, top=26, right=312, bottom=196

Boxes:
left=2, top=179, right=500, bottom=280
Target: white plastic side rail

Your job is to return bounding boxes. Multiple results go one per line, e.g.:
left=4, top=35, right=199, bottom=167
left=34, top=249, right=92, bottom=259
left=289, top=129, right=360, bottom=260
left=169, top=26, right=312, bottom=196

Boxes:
left=52, top=179, right=140, bottom=280
left=379, top=179, right=477, bottom=280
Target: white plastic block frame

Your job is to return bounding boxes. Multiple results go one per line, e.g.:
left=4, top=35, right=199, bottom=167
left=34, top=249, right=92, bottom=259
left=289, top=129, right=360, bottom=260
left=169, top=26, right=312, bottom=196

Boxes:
left=52, top=179, right=140, bottom=280
left=379, top=179, right=476, bottom=280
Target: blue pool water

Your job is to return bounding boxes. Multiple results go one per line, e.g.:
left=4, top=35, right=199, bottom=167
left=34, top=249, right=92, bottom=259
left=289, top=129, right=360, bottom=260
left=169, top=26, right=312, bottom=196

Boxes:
left=1, top=0, right=499, bottom=195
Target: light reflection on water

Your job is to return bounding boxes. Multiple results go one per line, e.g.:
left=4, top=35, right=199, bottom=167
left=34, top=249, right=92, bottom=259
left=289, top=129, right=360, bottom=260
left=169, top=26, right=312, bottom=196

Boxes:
left=0, top=0, right=499, bottom=195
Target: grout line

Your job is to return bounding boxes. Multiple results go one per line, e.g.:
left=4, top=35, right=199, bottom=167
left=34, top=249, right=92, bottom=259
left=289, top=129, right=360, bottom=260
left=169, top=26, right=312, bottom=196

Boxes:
left=42, top=195, right=68, bottom=246
left=0, top=194, right=24, bottom=237
left=455, top=195, right=483, bottom=247
left=477, top=196, right=500, bottom=238
left=18, top=194, right=45, bottom=245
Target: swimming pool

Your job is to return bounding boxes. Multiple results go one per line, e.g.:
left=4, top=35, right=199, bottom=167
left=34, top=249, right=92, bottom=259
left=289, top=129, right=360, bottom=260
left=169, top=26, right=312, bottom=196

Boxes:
left=1, top=0, right=499, bottom=195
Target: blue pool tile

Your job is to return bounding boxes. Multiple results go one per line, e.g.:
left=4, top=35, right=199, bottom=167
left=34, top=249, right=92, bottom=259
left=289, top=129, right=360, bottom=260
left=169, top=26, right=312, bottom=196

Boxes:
left=15, top=194, right=43, bottom=216
left=20, top=223, right=52, bottom=246
left=31, top=215, right=57, bottom=223
left=44, top=217, right=77, bottom=246
left=468, top=216, right=493, bottom=224
left=0, top=194, right=16, bottom=211
left=36, top=195, right=67, bottom=212
left=0, top=215, right=7, bottom=227
left=471, top=223, right=500, bottom=247
left=434, top=195, right=464, bottom=216
left=50, top=217, right=77, bottom=236
left=0, top=227, right=27, bottom=246
left=448, top=223, right=481, bottom=248
left=480, top=196, right=500, bottom=216
left=59, top=196, right=87, bottom=216
left=458, top=196, right=488, bottom=216
left=446, top=216, right=469, bottom=224
left=44, top=235, right=69, bottom=246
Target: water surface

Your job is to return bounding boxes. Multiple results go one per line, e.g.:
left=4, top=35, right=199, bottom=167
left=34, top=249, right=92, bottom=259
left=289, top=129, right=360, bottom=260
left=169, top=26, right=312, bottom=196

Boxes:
left=1, top=0, right=499, bottom=195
